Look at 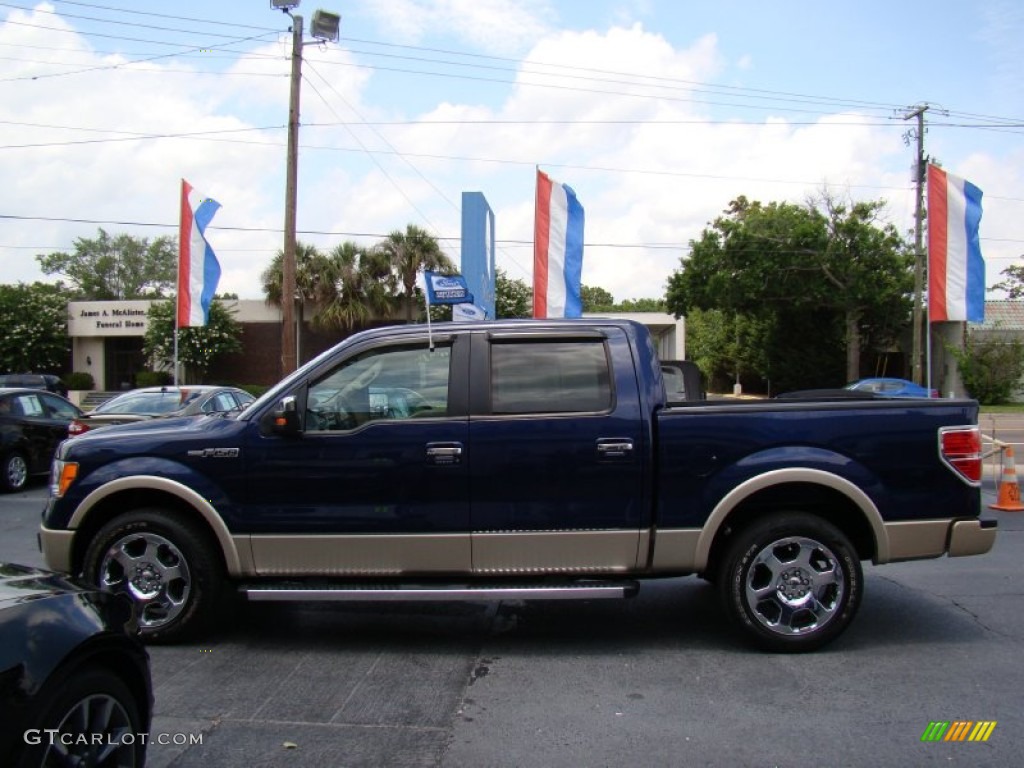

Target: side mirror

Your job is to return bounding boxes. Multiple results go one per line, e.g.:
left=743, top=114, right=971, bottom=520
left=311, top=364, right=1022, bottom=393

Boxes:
left=269, top=395, right=301, bottom=436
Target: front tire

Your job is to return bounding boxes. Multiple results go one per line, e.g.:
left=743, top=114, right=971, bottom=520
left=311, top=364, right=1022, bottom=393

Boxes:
left=1, top=451, right=28, bottom=492
left=15, top=667, right=146, bottom=768
left=719, top=512, right=862, bottom=652
left=84, top=509, right=225, bottom=643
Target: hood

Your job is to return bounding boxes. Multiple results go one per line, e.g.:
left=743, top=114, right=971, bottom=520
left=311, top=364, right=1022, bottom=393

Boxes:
left=0, top=562, right=84, bottom=607
left=71, top=413, right=230, bottom=441
left=60, top=411, right=247, bottom=463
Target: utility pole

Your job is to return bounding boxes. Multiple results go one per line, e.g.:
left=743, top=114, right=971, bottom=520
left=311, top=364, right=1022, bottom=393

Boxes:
left=272, top=2, right=340, bottom=377
left=902, top=104, right=929, bottom=386
left=281, top=15, right=302, bottom=377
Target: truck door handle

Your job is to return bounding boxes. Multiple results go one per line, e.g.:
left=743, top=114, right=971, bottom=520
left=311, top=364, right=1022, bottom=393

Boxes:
left=596, top=438, right=634, bottom=459
left=426, top=442, right=463, bottom=465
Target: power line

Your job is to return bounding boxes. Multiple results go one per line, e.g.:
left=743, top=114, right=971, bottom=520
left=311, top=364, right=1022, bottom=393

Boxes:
left=0, top=1, right=265, bottom=38
left=50, top=0, right=277, bottom=33
left=34, top=2, right=1024, bottom=127
left=1, top=215, right=1021, bottom=248
left=5, top=9, right=1023, bottom=132
left=4, top=1, right=1022, bottom=130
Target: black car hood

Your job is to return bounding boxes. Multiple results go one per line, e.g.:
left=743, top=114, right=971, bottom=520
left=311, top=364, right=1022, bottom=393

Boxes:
left=0, top=562, right=85, bottom=607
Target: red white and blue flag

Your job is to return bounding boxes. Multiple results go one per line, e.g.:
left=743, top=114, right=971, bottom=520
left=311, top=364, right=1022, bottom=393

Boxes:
left=177, top=179, right=222, bottom=327
left=533, top=169, right=584, bottom=318
left=927, top=164, right=985, bottom=323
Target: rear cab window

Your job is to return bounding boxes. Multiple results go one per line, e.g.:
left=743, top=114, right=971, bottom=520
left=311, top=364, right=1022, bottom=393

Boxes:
left=488, top=338, right=613, bottom=415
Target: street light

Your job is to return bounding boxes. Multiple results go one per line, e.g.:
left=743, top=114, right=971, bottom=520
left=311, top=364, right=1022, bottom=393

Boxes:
left=271, top=0, right=341, bottom=376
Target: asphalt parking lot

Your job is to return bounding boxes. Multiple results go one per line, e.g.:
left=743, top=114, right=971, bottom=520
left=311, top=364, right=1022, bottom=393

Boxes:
left=3, top=474, right=1023, bottom=767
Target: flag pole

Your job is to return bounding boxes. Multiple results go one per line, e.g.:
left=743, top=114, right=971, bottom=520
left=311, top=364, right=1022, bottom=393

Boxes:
left=174, top=178, right=184, bottom=386
left=423, top=272, right=434, bottom=352
left=533, top=165, right=540, bottom=319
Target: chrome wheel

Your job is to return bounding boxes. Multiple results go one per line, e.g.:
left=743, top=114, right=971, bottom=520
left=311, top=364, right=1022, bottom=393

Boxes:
left=41, top=691, right=137, bottom=767
left=4, top=453, right=27, bottom=492
left=99, top=532, right=192, bottom=630
left=744, top=535, right=844, bottom=636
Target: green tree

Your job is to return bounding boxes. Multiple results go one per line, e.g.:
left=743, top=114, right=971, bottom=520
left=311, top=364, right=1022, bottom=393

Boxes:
left=0, top=282, right=72, bottom=372
left=313, top=242, right=395, bottom=332
left=990, top=260, right=1024, bottom=298
left=949, top=333, right=1024, bottom=405
left=37, top=228, right=177, bottom=299
left=614, top=298, right=667, bottom=312
left=581, top=285, right=615, bottom=312
left=261, top=241, right=328, bottom=327
left=684, top=308, right=774, bottom=393
left=666, top=194, right=912, bottom=387
left=143, top=299, right=243, bottom=383
left=373, top=224, right=455, bottom=323
left=496, top=269, right=532, bottom=318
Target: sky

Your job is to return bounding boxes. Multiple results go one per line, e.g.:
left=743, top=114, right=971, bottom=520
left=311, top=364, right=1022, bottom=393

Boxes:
left=0, top=0, right=1021, bottom=305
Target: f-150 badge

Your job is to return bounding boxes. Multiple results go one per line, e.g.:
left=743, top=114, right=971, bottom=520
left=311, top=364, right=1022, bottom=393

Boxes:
left=187, top=448, right=240, bottom=458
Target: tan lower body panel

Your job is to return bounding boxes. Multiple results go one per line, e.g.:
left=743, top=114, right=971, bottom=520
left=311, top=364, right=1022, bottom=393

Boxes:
left=39, top=527, right=75, bottom=573
left=882, top=519, right=998, bottom=562
left=249, top=530, right=642, bottom=577
left=882, top=520, right=957, bottom=562
left=948, top=520, right=997, bottom=557
left=647, top=528, right=702, bottom=572
left=471, top=530, right=640, bottom=574
left=249, top=533, right=472, bottom=576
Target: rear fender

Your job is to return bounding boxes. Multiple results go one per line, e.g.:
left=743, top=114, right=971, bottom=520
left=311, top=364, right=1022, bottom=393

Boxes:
left=694, top=467, right=888, bottom=571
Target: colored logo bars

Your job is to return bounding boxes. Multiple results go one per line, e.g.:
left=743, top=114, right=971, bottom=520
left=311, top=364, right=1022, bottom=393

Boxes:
left=921, top=721, right=997, bottom=742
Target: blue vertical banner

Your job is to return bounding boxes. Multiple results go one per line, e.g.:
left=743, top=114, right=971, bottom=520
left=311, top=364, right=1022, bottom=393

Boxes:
left=461, top=192, right=495, bottom=319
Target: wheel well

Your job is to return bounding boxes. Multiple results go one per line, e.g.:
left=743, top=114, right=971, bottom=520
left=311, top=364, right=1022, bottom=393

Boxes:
left=705, top=481, right=877, bottom=576
left=71, top=488, right=225, bottom=576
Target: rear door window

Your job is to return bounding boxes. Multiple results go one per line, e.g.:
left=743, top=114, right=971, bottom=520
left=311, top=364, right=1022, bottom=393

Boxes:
left=489, top=340, right=612, bottom=414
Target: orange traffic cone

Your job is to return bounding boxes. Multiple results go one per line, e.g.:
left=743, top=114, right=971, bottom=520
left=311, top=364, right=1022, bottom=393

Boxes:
left=991, top=446, right=1024, bottom=512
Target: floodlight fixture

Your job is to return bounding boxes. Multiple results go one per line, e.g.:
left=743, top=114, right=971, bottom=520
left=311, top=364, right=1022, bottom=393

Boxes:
left=310, top=10, right=341, bottom=42
left=270, top=0, right=300, bottom=10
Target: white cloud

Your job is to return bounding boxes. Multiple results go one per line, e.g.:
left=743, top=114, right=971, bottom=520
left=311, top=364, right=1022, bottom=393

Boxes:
left=0, top=4, right=1020, bottom=308
left=360, top=0, right=555, bottom=54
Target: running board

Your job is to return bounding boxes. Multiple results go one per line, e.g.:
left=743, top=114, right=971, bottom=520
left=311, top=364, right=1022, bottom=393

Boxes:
left=241, top=581, right=639, bottom=603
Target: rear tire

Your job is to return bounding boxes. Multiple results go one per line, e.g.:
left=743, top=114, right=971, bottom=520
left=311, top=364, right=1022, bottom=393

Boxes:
left=84, top=509, right=226, bottom=643
left=718, top=512, right=862, bottom=652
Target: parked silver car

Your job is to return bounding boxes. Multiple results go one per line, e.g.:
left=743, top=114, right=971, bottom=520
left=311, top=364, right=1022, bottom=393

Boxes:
left=68, top=385, right=254, bottom=436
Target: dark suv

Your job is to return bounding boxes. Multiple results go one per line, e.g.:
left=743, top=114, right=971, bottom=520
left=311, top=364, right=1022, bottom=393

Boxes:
left=0, top=374, right=67, bottom=397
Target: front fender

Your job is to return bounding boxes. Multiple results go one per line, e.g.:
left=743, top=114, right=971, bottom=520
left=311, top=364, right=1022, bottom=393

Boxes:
left=64, top=466, right=246, bottom=577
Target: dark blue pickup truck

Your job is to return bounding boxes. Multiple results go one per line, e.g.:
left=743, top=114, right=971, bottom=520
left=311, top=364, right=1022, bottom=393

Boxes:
left=39, top=319, right=996, bottom=651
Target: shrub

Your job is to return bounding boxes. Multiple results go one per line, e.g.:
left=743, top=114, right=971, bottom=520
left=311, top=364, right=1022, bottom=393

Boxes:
left=63, top=371, right=94, bottom=390
left=950, top=335, right=1024, bottom=405
left=135, top=369, right=173, bottom=387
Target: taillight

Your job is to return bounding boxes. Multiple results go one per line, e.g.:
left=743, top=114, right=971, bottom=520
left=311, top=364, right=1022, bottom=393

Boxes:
left=939, top=426, right=982, bottom=484
left=68, top=420, right=90, bottom=436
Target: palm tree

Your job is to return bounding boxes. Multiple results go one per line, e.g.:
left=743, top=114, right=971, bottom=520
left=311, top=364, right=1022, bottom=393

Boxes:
left=313, top=242, right=394, bottom=332
left=373, top=224, right=455, bottom=323
left=262, top=242, right=335, bottom=359
left=261, top=241, right=326, bottom=312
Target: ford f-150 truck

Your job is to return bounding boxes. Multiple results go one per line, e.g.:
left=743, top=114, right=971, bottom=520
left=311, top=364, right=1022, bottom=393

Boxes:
left=39, top=319, right=996, bottom=652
